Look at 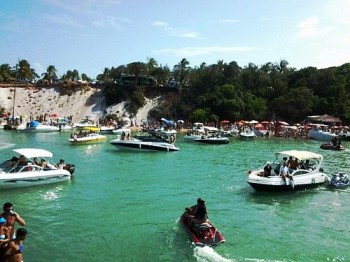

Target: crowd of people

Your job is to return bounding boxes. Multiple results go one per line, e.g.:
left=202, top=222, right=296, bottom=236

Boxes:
left=0, top=202, right=27, bottom=262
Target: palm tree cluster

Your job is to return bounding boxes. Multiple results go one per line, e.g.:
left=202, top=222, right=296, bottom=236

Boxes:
left=1, top=58, right=350, bottom=124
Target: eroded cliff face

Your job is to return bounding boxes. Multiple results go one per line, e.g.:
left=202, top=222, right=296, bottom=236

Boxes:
left=0, top=84, right=158, bottom=124
left=0, top=84, right=105, bottom=123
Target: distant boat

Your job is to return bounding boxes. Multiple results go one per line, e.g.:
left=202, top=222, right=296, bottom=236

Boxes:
left=68, top=133, right=107, bottom=144
left=308, top=124, right=336, bottom=141
left=74, top=117, right=97, bottom=130
left=110, top=132, right=179, bottom=152
left=240, top=129, right=256, bottom=139
left=194, top=136, right=229, bottom=145
left=17, top=121, right=60, bottom=133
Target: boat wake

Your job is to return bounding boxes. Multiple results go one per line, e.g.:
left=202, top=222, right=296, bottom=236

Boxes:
left=193, top=246, right=234, bottom=262
left=0, top=142, right=15, bottom=150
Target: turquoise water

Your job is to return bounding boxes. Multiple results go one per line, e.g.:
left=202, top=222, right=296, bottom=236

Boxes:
left=1, top=131, right=350, bottom=262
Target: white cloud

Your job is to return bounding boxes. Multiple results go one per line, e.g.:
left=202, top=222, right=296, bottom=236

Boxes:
left=220, top=19, right=239, bottom=24
left=152, top=21, right=200, bottom=39
left=178, top=32, right=200, bottom=39
left=152, top=21, right=169, bottom=28
left=154, top=46, right=254, bottom=57
left=45, top=13, right=84, bottom=28
left=296, top=17, right=332, bottom=38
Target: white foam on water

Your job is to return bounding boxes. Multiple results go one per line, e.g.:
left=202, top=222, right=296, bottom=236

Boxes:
left=0, top=142, right=15, bottom=150
left=193, top=245, right=235, bottom=262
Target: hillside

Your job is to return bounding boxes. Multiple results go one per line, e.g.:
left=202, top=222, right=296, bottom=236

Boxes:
left=0, top=84, right=159, bottom=125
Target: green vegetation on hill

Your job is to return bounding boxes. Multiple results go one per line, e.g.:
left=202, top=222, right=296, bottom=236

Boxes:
left=1, top=58, right=350, bottom=124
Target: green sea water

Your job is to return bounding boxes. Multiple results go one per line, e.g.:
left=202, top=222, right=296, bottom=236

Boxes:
left=1, top=131, right=349, bottom=262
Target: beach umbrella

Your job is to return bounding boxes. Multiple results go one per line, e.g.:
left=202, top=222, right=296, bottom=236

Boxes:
left=177, top=120, right=184, bottom=123
left=278, top=121, right=289, bottom=126
left=261, top=121, right=270, bottom=124
left=249, top=120, right=259, bottom=124
left=220, top=120, right=230, bottom=124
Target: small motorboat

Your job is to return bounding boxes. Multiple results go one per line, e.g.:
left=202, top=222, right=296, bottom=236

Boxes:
left=68, top=133, right=107, bottom=144
left=240, top=129, right=256, bottom=139
left=0, top=148, right=75, bottom=190
left=110, top=132, right=179, bottom=152
left=194, top=135, right=229, bottom=144
left=180, top=209, right=225, bottom=247
left=17, top=121, right=60, bottom=133
left=326, top=173, right=349, bottom=189
left=247, top=150, right=328, bottom=191
left=320, top=143, right=344, bottom=151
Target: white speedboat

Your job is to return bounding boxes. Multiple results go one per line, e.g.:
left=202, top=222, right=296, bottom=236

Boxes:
left=68, top=133, right=107, bottom=144
left=247, top=150, right=328, bottom=191
left=110, top=133, right=179, bottom=152
left=74, top=117, right=97, bottom=129
left=183, top=129, right=204, bottom=142
left=0, top=148, right=75, bottom=190
left=194, top=135, right=229, bottom=144
left=240, top=129, right=256, bottom=139
left=112, top=127, right=132, bottom=135
left=17, top=121, right=60, bottom=133
left=100, top=126, right=115, bottom=134
left=308, top=124, right=336, bottom=141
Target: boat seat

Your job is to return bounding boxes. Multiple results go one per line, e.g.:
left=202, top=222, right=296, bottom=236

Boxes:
left=195, top=222, right=211, bottom=229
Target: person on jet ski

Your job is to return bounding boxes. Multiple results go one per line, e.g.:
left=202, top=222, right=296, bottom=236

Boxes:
left=189, top=198, right=208, bottom=228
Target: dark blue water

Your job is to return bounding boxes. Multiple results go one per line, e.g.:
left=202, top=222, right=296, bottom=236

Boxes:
left=1, top=131, right=349, bottom=261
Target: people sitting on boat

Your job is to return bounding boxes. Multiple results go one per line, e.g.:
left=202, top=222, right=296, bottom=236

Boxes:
left=1, top=157, right=19, bottom=170
left=299, top=159, right=313, bottom=170
left=121, top=132, right=126, bottom=140
left=17, top=155, right=27, bottom=167
left=263, top=162, right=272, bottom=177
left=40, top=159, right=47, bottom=168
left=280, top=161, right=294, bottom=186
left=33, top=157, right=40, bottom=166
left=56, top=159, right=66, bottom=169
left=331, top=136, right=340, bottom=146
left=287, top=156, right=298, bottom=171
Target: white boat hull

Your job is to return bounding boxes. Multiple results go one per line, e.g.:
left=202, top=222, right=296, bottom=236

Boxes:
left=0, top=148, right=73, bottom=190
left=0, top=170, right=71, bottom=189
left=17, top=125, right=60, bottom=133
left=247, top=150, right=327, bottom=191
left=110, top=139, right=179, bottom=152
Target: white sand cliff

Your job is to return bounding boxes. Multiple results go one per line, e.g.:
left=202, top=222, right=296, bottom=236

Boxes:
left=0, top=86, right=158, bottom=125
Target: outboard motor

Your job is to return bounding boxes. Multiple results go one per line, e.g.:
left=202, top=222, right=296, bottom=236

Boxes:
left=64, top=163, right=75, bottom=175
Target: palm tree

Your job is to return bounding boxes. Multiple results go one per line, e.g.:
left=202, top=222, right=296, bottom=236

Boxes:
left=41, top=65, right=58, bottom=83
left=174, top=58, right=190, bottom=93
left=16, top=59, right=33, bottom=81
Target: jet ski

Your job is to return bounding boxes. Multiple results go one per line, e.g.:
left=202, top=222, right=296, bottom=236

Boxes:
left=179, top=208, right=225, bottom=247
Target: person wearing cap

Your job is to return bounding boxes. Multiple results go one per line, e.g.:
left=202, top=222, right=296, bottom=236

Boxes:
left=0, top=217, right=10, bottom=260
left=4, top=228, right=28, bottom=262
left=0, top=203, right=26, bottom=239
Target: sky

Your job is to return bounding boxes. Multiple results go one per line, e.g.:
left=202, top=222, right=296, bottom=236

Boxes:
left=1, top=0, right=350, bottom=79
